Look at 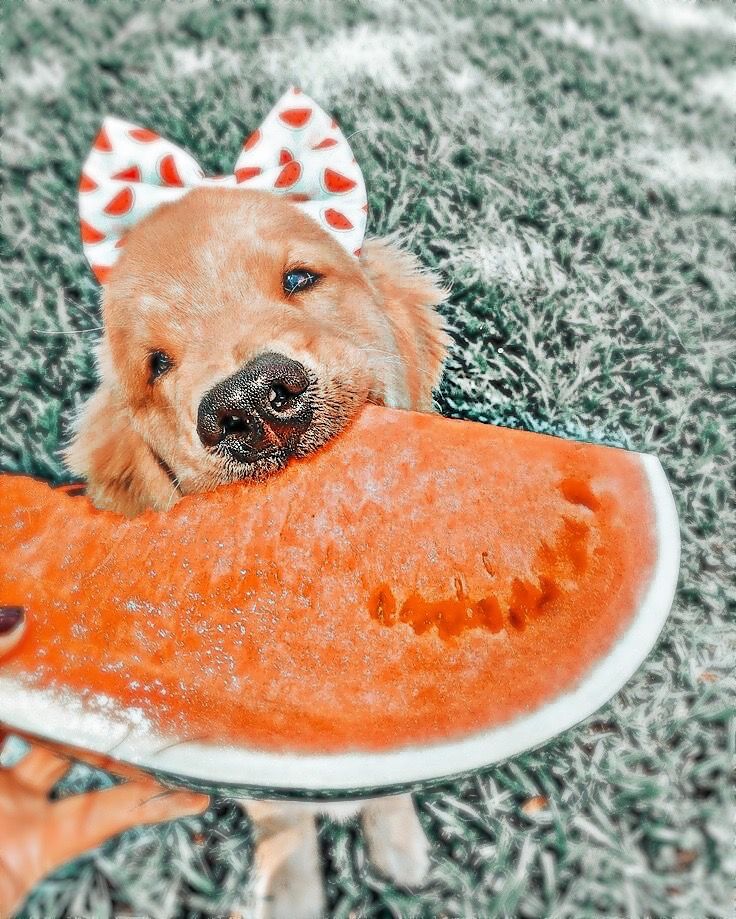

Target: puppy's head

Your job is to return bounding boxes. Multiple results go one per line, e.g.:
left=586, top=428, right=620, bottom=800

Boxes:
left=74, top=187, right=447, bottom=507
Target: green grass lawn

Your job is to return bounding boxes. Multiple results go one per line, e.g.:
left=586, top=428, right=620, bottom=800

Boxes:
left=2, top=0, right=734, bottom=916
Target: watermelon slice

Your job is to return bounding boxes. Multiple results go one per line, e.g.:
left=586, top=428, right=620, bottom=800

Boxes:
left=323, top=208, right=353, bottom=231
left=103, top=187, right=134, bottom=216
left=0, top=406, right=678, bottom=795
left=158, top=153, right=185, bottom=188
left=278, top=107, right=312, bottom=129
left=322, top=168, right=357, bottom=194
left=274, top=160, right=302, bottom=189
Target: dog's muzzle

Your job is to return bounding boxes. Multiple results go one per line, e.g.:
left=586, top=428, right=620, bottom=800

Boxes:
left=197, top=352, right=313, bottom=462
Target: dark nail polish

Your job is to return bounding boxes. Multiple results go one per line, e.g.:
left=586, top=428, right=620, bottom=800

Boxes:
left=0, top=606, right=24, bottom=635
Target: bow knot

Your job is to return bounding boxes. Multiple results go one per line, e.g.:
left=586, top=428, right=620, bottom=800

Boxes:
left=78, top=88, right=368, bottom=283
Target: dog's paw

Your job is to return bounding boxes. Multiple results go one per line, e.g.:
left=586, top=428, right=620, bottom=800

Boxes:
left=258, top=875, right=326, bottom=919
left=368, top=826, right=432, bottom=888
left=362, top=795, right=432, bottom=888
left=251, top=819, right=326, bottom=919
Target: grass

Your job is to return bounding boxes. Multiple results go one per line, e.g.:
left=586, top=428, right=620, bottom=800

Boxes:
left=1, top=0, right=734, bottom=916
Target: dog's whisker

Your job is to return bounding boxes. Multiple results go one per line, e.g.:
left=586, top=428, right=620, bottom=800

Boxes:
left=164, top=473, right=184, bottom=512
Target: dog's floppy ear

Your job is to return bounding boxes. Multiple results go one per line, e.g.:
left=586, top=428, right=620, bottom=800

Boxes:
left=360, top=238, right=450, bottom=412
left=65, top=382, right=174, bottom=517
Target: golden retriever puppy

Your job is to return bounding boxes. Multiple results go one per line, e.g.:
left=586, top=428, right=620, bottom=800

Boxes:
left=66, top=187, right=449, bottom=919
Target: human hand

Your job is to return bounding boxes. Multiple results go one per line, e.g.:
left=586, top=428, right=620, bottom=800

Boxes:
left=0, top=607, right=209, bottom=918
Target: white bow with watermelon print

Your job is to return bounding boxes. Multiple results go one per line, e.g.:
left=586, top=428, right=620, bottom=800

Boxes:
left=78, top=87, right=368, bottom=284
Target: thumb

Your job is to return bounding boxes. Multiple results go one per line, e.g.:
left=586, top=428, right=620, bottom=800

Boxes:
left=0, top=606, right=25, bottom=659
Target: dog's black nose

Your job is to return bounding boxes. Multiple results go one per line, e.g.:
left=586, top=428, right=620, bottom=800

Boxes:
left=197, top=352, right=312, bottom=459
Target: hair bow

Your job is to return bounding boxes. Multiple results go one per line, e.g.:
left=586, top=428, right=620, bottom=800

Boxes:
left=78, top=88, right=368, bottom=283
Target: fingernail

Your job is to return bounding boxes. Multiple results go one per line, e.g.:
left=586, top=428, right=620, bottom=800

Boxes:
left=0, top=606, right=24, bottom=635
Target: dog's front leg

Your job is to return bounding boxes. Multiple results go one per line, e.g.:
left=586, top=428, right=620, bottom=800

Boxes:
left=245, top=801, right=326, bottom=919
left=362, top=793, right=431, bottom=887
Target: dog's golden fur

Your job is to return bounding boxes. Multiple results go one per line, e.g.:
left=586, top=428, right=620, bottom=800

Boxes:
left=65, top=187, right=449, bottom=918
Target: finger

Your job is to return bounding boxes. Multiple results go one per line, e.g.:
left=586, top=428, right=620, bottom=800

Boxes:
left=0, top=606, right=25, bottom=659
left=10, top=745, right=70, bottom=793
left=48, top=782, right=208, bottom=869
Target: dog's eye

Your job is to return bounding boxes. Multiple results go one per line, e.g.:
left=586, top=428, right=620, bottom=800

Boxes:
left=149, top=350, right=172, bottom=383
left=283, top=268, right=322, bottom=297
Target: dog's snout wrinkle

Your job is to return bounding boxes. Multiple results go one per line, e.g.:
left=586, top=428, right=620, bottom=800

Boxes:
left=197, top=352, right=313, bottom=460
